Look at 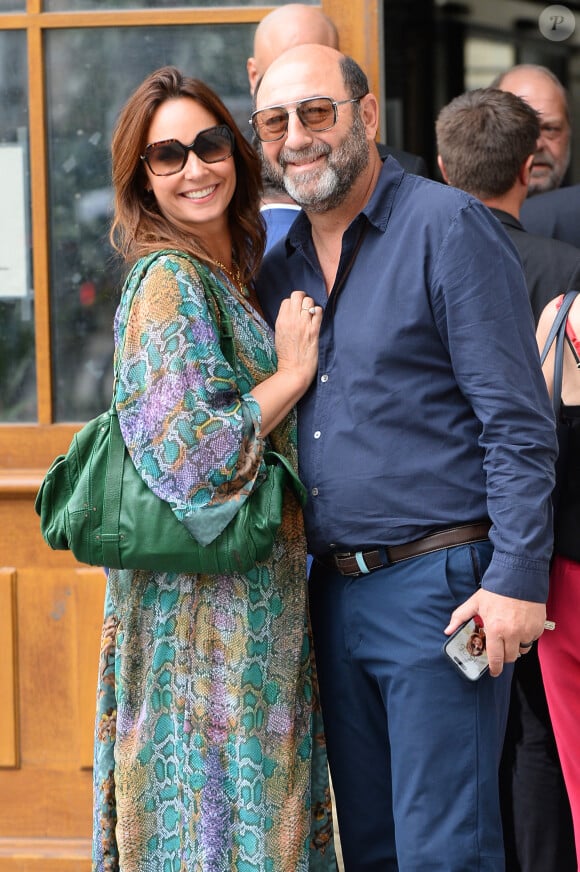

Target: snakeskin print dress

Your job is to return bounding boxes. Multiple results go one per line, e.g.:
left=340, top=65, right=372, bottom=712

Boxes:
left=91, top=252, right=334, bottom=872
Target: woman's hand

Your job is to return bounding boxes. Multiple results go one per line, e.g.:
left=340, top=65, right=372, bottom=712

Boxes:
left=274, top=290, right=323, bottom=389
left=250, top=290, right=323, bottom=437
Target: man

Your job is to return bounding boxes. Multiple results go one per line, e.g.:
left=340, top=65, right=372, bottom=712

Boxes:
left=437, top=88, right=580, bottom=321
left=247, top=4, right=428, bottom=249
left=247, top=3, right=339, bottom=95
left=254, top=45, right=557, bottom=871
left=492, top=64, right=571, bottom=196
left=247, top=2, right=428, bottom=180
left=437, top=87, right=579, bottom=872
left=494, top=65, right=580, bottom=250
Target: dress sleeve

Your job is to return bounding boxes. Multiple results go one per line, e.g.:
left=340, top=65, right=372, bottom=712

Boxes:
left=114, top=253, right=266, bottom=546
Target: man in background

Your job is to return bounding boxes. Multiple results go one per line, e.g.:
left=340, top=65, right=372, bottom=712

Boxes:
left=437, top=88, right=580, bottom=321
left=491, top=65, right=580, bottom=250
left=247, top=3, right=428, bottom=249
left=493, top=64, right=571, bottom=196
left=247, top=3, right=339, bottom=95
left=437, top=86, right=579, bottom=872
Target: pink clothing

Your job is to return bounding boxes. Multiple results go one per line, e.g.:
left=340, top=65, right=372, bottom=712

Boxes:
left=539, top=554, right=580, bottom=870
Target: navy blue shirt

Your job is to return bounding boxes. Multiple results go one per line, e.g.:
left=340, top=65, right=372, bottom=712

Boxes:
left=257, top=159, right=557, bottom=603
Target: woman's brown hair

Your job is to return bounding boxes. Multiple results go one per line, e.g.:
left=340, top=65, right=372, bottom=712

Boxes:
left=110, top=66, right=265, bottom=285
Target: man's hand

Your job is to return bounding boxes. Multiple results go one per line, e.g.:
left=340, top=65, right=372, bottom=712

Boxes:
left=444, top=589, right=547, bottom=677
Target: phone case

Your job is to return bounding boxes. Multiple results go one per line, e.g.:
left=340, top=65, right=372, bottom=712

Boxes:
left=443, top=617, right=489, bottom=681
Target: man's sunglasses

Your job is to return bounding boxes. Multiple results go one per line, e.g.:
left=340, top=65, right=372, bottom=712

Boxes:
left=250, top=94, right=367, bottom=143
left=141, top=125, right=235, bottom=176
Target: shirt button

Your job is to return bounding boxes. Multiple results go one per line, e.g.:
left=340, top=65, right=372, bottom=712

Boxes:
left=311, top=487, right=319, bottom=496
left=314, top=430, right=321, bottom=439
left=321, top=374, right=328, bottom=383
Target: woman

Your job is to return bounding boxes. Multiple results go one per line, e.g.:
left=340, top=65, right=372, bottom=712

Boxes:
left=536, top=292, right=580, bottom=867
left=92, top=66, right=334, bottom=871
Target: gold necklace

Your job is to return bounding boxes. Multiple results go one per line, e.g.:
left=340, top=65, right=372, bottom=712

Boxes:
left=212, top=259, right=248, bottom=297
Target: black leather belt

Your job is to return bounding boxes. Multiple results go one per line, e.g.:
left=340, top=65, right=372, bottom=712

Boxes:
left=316, top=522, right=491, bottom=577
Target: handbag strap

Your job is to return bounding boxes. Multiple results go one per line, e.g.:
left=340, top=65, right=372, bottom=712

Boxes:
left=101, top=252, right=236, bottom=568
left=101, top=412, right=127, bottom=567
left=540, top=291, right=579, bottom=418
left=102, top=251, right=305, bottom=566
left=112, top=250, right=235, bottom=406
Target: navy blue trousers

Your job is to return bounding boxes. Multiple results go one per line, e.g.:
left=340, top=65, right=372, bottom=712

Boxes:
left=309, top=541, right=513, bottom=872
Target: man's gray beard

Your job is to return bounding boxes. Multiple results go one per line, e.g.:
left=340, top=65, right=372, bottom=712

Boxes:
left=267, top=111, right=370, bottom=213
left=528, top=142, right=571, bottom=196
left=258, top=141, right=287, bottom=195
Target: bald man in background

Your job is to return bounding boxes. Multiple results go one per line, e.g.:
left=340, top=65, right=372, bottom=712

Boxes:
left=247, top=3, right=339, bottom=95
left=247, top=4, right=428, bottom=249
left=496, top=66, right=580, bottom=250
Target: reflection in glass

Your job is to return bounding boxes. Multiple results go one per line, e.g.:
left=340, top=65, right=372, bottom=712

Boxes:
left=0, top=30, right=34, bottom=422
left=0, top=0, right=25, bottom=11
left=46, top=25, right=254, bottom=421
left=46, top=0, right=293, bottom=11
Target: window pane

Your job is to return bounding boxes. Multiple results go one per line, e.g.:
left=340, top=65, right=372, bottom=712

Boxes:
left=46, top=25, right=254, bottom=421
left=0, top=0, right=25, bottom=11
left=464, top=38, right=515, bottom=90
left=0, top=30, right=34, bottom=422
left=45, top=0, right=297, bottom=10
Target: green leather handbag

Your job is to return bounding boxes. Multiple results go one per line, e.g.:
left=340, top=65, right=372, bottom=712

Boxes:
left=35, top=252, right=306, bottom=574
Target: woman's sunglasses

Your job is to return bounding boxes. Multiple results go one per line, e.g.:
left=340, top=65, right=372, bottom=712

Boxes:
left=141, top=125, right=234, bottom=176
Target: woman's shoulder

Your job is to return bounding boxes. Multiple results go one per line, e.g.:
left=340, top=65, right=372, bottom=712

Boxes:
left=539, top=291, right=580, bottom=321
left=134, top=249, right=205, bottom=276
left=536, top=292, right=580, bottom=350
left=131, top=250, right=211, bottom=297
left=122, top=250, right=212, bottom=326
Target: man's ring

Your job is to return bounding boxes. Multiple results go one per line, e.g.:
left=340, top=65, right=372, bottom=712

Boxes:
left=519, top=641, right=534, bottom=649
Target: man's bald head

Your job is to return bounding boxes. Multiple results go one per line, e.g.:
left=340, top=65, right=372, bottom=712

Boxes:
left=491, top=64, right=571, bottom=194
left=255, top=44, right=350, bottom=106
left=253, top=44, right=379, bottom=215
left=247, top=4, right=339, bottom=95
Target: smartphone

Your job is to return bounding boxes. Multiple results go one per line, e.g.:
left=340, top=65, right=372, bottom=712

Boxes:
left=443, top=616, right=489, bottom=681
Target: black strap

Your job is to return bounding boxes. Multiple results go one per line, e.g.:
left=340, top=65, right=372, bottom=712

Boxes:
left=329, top=221, right=369, bottom=312
left=540, top=291, right=579, bottom=418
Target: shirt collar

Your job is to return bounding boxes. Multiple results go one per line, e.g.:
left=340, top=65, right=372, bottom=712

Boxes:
left=488, top=207, right=524, bottom=232
left=286, top=154, right=406, bottom=253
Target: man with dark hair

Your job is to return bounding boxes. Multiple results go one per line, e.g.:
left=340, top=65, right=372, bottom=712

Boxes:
left=492, top=64, right=571, bottom=196
left=437, top=88, right=580, bottom=321
left=437, top=87, right=579, bottom=872
left=254, top=45, right=557, bottom=871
